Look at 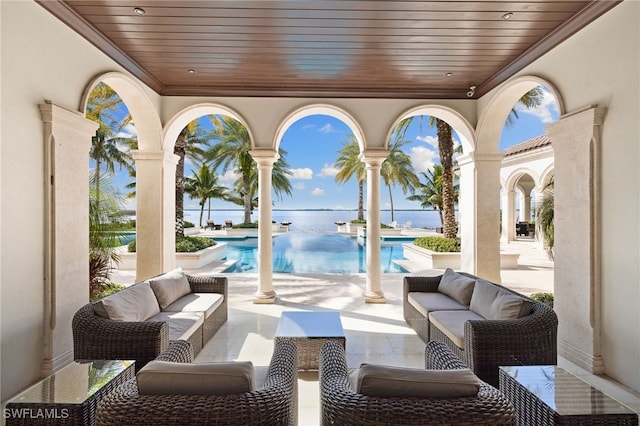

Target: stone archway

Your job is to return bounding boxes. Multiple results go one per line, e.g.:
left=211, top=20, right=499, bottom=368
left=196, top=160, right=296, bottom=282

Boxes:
left=82, top=72, right=166, bottom=281
left=474, top=76, right=564, bottom=281
left=390, top=105, right=477, bottom=274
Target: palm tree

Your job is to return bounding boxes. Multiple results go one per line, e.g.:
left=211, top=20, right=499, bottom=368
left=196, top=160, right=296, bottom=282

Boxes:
left=89, top=171, right=126, bottom=299
left=402, top=86, right=546, bottom=239
left=435, top=117, right=458, bottom=238
left=536, top=177, right=554, bottom=258
left=174, top=119, right=207, bottom=236
left=86, top=83, right=136, bottom=200
left=184, top=162, right=228, bottom=227
left=381, top=133, right=419, bottom=223
left=407, top=165, right=459, bottom=228
left=334, top=135, right=366, bottom=220
left=208, top=116, right=292, bottom=223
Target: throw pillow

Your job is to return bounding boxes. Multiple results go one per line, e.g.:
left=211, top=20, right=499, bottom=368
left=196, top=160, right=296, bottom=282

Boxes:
left=438, top=268, right=476, bottom=306
left=470, top=278, right=532, bottom=320
left=355, top=363, right=481, bottom=398
left=469, top=278, right=501, bottom=319
left=489, top=292, right=533, bottom=320
left=149, top=268, right=192, bottom=310
left=137, top=360, right=254, bottom=395
left=94, top=281, right=161, bottom=322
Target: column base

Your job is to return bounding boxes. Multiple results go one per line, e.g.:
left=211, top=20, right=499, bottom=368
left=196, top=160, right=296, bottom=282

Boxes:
left=364, top=291, right=386, bottom=304
left=253, top=291, right=277, bottom=304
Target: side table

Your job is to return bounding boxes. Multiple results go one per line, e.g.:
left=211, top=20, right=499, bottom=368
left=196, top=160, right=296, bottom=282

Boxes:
left=275, top=311, right=345, bottom=370
left=4, top=359, right=134, bottom=426
left=499, top=365, right=638, bottom=425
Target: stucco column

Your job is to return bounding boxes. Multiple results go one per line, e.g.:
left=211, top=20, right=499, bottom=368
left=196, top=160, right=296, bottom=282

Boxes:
left=132, top=149, right=179, bottom=281
left=457, top=152, right=503, bottom=282
left=501, top=189, right=516, bottom=242
left=39, top=101, right=97, bottom=376
left=361, top=150, right=387, bottom=303
left=251, top=150, right=278, bottom=304
left=546, top=106, right=606, bottom=374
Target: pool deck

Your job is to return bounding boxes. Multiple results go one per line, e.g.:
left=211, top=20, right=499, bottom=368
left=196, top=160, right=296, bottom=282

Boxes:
left=109, top=238, right=640, bottom=425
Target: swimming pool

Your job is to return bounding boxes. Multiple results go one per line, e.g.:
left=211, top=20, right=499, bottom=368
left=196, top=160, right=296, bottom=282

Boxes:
left=219, top=232, right=410, bottom=273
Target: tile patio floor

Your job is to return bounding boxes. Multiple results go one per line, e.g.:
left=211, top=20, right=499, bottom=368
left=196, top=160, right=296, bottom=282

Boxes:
left=112, top=239, right=640, bottom=425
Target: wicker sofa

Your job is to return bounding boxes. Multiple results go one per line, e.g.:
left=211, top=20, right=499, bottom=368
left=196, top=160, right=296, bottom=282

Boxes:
left=73, top=268, right=227, bottom=370
left=94, top=338, right=299, bottom=426
left=319, top=340, right=515, bottom=425
left=403, top=269, right=557, bottom=386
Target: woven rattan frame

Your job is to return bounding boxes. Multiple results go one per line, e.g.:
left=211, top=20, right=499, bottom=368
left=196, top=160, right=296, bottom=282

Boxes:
left=72, top=274, right=227, bottom=370
left=319, top=340, right=515, bottom=425
left=94, top=339, right=299, bottom=426
left=403, top=273, right=558, bottom=387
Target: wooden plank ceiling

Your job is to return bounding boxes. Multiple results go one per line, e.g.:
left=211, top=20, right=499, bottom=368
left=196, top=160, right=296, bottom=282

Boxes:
left=37, top=0, right=620, bottom=99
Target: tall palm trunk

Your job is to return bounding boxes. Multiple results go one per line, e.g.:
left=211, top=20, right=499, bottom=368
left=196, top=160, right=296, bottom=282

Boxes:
left=174, top=128, right=188, bottom=236
left=242, top=174, right=252, bottom=224
left=387, top=184, right=395, bottom=222
left=436, top=119, right=457, bottom=238
left=358, top=181, right=364, bottom=221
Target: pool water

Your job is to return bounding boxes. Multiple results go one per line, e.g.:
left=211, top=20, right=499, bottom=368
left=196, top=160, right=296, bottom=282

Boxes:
left=220, top=232, right=410, bottom=273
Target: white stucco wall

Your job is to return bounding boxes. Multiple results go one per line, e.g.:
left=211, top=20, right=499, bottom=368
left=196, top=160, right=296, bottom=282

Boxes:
left=0, top=1, right=161, bottom=400
left=483, top=1, right=640, bottom=391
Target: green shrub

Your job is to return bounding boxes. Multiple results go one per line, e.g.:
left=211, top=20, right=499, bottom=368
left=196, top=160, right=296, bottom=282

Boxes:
left=233, top=222, right=259, bottom=229
left=128, top=235, right=215, bottom=253
left=530, top=292, right=554, bottom=308
left=90, top=281, right=126, bottom=302
left=184, top=221, right=195, bottom=228
left=350, top=219, right=366, bottom=224
left=413, top=236, right=461, bottom=252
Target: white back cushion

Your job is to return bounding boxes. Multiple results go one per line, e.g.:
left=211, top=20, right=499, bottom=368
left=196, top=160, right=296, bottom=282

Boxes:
left=149, top=268, right=192, bottom=310
left=93, top=281, right=161, bottom=322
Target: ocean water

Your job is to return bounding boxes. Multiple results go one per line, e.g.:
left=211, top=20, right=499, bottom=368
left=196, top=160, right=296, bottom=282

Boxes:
left=184, top=209, right=444, bottom=232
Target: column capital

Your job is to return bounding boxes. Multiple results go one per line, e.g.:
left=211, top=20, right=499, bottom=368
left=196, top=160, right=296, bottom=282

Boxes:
left=359, top=149, right=388, bottom=167
left=131, top=149, right=180, bottom=165
left=250, top=148, right=279, bottom=166
left=457, top=151, right=503, bottom=167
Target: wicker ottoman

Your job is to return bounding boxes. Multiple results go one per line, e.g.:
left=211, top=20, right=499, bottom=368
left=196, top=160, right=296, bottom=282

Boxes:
left=275, top=311, right=345, bottom=370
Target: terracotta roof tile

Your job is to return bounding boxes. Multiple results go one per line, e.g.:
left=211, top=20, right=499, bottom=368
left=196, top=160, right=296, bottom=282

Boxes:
left=502, top=134, right=552, bottom=156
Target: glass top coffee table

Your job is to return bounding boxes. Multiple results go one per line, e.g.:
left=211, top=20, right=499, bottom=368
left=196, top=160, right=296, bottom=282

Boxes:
left=5, top=359, right=134, bottom=425
left=275, top=311, right=345, bottom=370
left=499, top=365, right=638, bottom=425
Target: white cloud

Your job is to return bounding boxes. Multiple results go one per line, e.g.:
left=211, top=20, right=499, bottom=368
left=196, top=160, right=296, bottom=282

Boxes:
left=116, top=123, right=137, bottom=139
left=410, top=146, right=437, bottom=174
left=311, top=187, right=326, bottom=196
left=319, top=123, right=334, bottom=133
left=515, top=88, right=559, bottom=123
left=291, top=167, right=313, bottom=179
left=416, top=134, right=439, bottom=149
left=294, top=182, right=305, bottom=190
left=218, top=170, right=238, bottom=185
left=318, top=164, right=339, bottom=177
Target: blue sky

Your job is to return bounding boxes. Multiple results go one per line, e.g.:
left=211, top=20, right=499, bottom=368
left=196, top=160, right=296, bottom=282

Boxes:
left=106, top=88, right=559, bottom=211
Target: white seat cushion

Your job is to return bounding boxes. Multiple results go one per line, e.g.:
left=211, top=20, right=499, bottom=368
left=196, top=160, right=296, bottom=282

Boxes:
left=408, top=292, right=468, bottom=318
left=147, top=311, right=204, bottom=341
left=353, top=363, right=481, bottom=398
left=137, top=360, right=254, bottom=395
left=163, top=293, right=224, bottom=318
left=428, top=310, right=484, bottom=349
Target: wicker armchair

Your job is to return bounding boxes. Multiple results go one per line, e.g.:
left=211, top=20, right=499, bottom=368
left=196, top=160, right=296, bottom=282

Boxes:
left=403, top=273, right=558, bottom=386
left=73, top=274, right=227, bottom=370
left=319, top=340, right=515, bottom=426
left=94, top=338, right=299, bottom=426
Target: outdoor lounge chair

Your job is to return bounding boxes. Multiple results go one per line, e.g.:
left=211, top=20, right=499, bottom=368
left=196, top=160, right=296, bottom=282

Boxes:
left=95, top=339, right=299, bottom=426
left=225, top=219, right=233, bottom=228
left=319, top=340, right=515, bottom=425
